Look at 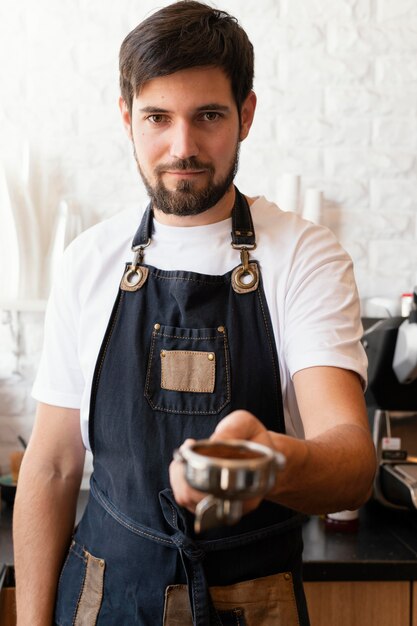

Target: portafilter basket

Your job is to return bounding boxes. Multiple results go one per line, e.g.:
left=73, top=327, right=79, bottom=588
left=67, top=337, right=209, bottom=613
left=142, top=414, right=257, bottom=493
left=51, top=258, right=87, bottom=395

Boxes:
left=174, top=439, right=285, bottom=533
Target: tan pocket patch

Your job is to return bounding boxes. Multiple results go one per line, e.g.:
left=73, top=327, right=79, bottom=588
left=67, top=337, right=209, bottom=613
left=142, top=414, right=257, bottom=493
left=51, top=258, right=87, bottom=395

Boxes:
left=160, top=350, right=215, bottom=393
left=74, top=551, right=105, bottom=626
left=163, top=586, right=193, bottom=626
left=163, top=572, right=300, bottom=626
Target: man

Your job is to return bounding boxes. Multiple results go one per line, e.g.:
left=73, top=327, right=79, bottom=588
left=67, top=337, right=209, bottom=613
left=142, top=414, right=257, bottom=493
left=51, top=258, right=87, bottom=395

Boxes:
left=14, top=2, right=376, bottom=625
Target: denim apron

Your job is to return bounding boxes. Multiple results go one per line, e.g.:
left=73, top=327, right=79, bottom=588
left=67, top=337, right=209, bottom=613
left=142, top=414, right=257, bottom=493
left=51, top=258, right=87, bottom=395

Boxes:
left=54, top=189, right=309, bottom=626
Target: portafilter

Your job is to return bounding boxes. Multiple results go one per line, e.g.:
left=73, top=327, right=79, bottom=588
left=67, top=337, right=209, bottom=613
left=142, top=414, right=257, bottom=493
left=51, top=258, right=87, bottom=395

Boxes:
left=174, top=439, right=286, bottom=533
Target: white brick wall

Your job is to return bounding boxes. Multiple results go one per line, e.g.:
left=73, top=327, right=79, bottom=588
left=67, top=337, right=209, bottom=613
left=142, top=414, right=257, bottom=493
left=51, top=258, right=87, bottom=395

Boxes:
left=1, top=0, right=417, bottom=467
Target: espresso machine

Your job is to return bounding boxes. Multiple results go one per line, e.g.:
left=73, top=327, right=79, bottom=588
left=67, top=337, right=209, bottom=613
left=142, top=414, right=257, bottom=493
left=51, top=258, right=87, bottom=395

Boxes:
left=363, top=290, right=417, bottom=510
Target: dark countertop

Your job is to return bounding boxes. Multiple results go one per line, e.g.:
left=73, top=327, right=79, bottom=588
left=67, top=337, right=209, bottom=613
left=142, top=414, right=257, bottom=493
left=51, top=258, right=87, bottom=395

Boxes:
left=0, top=503, right=13, bottom=565
left=302, top=500, right=417, bottom=581
left=3, top=494, right=417, bottom=582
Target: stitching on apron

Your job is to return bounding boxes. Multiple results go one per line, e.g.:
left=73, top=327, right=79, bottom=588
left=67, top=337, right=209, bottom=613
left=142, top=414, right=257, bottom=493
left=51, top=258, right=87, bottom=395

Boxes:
left=89, top=291, right=125, bottom=455
left=192, top=563, right=204, bottom=625
left=91, top=482, right=174, bottom=547
left=158, top=333, right=219, bottom=340
left=94, top=291, right=124, bottom=392
left=256, top=288, right=282, bottom=430
left=56, top=540, right=82, bottom=599
left=168, top=502, right=176, bottom=528
left=72, top=557, right=87, bottom=626
left=223, top=329, right=231, bottom=407
left=151, top=271, right=230, bottom=286
left=223, top=609, right=244, bottom=626
left=286, top=573, right=300, bottom=626
left=145, top=328, right=231, bottom=415
left=147, top=399, right=231, bottom=415
left=90, top=558, right=102, bottom=626
left=144, top=329, right=157, bottom=404
left=91, top=475, right=304, bottom=552
left=199, top=513, right=305, bottom=551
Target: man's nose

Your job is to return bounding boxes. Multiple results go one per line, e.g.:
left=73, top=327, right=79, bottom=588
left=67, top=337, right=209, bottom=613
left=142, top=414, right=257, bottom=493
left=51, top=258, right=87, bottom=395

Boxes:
left=169, top=121, right=199, bottom=160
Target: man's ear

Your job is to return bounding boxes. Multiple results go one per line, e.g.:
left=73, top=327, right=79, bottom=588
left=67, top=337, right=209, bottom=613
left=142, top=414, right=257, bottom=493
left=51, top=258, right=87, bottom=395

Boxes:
left=239, top=91, right=257, bottom=141
left=119, top=97, right=133, bottom=140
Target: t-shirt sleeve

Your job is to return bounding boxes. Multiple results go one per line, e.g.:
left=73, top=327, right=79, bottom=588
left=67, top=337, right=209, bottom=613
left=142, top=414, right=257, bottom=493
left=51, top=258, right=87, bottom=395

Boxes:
left=283, top=224, right=367, bottom=387
left=32, top=244, right=85, bottom=408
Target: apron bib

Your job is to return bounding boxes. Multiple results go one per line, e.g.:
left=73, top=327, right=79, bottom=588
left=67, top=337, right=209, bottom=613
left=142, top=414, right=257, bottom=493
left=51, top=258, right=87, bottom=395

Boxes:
left=54, top=189, right=309, bottom=626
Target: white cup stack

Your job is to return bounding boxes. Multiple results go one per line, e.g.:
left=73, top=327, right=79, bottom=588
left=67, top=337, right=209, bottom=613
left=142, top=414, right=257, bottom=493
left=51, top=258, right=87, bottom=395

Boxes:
left=302, top=188, right=323, bottom=224
left=277, top=173, right=300, bottom=213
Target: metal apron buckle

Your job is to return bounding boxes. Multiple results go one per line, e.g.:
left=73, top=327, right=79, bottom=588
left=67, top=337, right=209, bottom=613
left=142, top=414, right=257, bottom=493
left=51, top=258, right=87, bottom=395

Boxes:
left=231, top=246, right=259, bottom=294
left=120, top=240, right=151, bottom=291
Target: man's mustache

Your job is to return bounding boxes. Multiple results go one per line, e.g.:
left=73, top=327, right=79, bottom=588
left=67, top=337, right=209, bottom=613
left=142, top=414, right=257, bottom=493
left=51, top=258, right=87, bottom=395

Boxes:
left=154, top=158, right=215, bottom=174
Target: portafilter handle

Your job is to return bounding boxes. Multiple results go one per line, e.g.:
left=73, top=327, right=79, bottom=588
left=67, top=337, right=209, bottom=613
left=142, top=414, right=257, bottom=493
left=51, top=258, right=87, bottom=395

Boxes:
left=194, top=496, right=243, bottom=533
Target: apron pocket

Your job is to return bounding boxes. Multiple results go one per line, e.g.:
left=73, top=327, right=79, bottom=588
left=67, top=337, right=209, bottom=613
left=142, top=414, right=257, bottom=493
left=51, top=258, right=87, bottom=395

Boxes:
left=163, top=587, right=247, bottom=626
left=54, top=540, right=105, bottom=626
left=145, top=324, right=231, bottom=415
left=210, top=572, right=300, bottom=626
left=163, top=572, right=299, bottom=626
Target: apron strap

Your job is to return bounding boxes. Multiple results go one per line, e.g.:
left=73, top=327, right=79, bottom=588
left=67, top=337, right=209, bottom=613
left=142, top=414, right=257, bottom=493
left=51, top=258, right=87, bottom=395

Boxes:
left=132, top=201, right=153, bottom=248
left=130, top=187, right=256, bottom=252
left=230, top=188, right=256, bottom=249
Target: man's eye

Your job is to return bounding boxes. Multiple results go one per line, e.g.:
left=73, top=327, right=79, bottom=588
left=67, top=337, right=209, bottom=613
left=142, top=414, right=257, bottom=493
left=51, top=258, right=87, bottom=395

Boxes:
left=201, top=112, right=221, bottom=121
left=147, top=114, right=167, bottom=124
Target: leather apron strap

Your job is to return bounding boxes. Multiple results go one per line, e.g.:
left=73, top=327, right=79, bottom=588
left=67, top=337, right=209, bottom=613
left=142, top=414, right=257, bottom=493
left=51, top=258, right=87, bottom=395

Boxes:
left=131, top=187, right=256, bottom=250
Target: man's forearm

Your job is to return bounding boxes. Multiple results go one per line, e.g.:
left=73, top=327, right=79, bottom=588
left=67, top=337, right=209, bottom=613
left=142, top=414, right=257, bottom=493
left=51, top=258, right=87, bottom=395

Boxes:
left=13, top=464, right=81, bottom=626
left=268, top=423, right=376, bottom=515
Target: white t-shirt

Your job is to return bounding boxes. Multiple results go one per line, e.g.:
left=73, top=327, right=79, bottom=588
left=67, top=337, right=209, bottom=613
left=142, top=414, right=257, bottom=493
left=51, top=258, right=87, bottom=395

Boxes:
left=32, top=196, right=367, bottom=450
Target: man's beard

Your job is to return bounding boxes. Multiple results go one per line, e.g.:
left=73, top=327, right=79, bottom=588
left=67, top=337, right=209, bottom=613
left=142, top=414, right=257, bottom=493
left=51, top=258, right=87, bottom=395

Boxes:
left=133, top=145, right=240, bottom=216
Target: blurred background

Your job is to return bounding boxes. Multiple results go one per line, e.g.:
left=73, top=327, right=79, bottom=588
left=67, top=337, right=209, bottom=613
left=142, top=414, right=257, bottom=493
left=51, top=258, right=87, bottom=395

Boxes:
left=0, top=0, right=417, bottom=472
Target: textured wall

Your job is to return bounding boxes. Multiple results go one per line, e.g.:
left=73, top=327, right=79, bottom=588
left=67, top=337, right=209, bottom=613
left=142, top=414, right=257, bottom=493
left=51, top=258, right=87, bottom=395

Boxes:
left=1, top=0, right=417, bottom=469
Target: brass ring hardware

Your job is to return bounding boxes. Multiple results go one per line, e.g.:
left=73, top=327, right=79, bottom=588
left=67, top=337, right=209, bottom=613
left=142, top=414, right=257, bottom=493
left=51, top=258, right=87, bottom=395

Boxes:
left=231, top=246, right=259, bottom=292
left=233, top=266, right=257, bottom=290
left=120, top=265, right=149, bottom=292
left=120, top=239, right=152, bottom=292
left=125, top=267, right=143, bottom=286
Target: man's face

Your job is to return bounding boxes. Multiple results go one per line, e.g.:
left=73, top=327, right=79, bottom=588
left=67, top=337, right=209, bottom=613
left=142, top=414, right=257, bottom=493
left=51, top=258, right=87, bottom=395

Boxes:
left=120, top=67, right=255, bottom=217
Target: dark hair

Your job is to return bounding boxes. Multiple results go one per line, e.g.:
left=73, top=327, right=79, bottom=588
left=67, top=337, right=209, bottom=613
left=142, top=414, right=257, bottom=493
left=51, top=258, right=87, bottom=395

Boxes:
left=119, top=1, right=254, bottom=114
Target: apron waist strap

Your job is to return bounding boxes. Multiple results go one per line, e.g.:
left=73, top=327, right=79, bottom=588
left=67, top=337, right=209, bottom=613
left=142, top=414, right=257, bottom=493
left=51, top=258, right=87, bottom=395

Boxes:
left=90, top=478, right=305, bottom=626
left=90, top=478, right=218, bottom=624
left=90, top=477, right=176, bottom=548
left=90, top=477, right=305, bottom=552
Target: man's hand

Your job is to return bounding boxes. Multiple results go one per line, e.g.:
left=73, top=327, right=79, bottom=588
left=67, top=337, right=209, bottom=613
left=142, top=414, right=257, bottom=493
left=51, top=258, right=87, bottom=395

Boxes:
left=169, top=410, right=276, bottom=516
left=170, top=367, right=376, bottom=518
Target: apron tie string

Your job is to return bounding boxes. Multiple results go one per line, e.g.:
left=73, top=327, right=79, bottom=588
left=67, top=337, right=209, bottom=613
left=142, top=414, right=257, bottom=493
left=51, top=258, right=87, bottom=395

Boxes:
left=160, top=489, right=222, bottom=626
